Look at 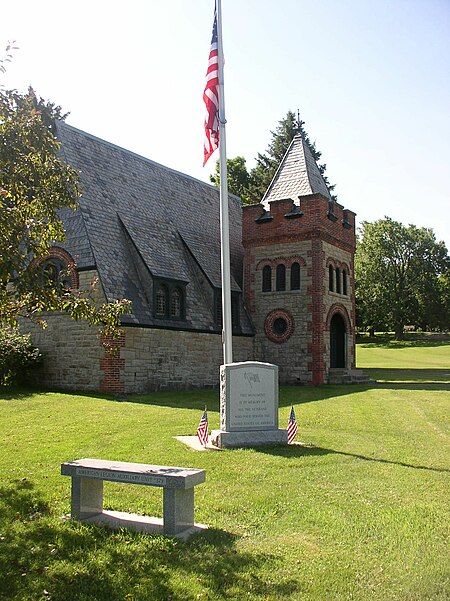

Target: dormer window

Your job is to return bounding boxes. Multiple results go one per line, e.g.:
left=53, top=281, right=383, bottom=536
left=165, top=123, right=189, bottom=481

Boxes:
left=156, top=285, right=168, bottom=317
left=170, top=288, right=182, bottom=318
left=154, top=280, right=186, bottom=320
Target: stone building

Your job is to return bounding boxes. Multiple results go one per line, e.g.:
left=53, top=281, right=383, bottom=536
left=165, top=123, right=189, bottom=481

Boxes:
left=24, top=122, right=360, bottom=393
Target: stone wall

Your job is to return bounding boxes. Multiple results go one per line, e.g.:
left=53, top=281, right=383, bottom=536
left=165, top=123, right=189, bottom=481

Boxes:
left=22, top=313, right=103, bottom=391
left=22, top=317, right=254, bottom=394
left=244, top=240, right=313, bottom=385
left=120, top=328, right=254, bottom=393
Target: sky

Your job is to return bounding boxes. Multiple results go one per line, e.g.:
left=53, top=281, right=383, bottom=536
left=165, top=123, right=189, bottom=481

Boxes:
left=2, top=0, right=450, bottom=247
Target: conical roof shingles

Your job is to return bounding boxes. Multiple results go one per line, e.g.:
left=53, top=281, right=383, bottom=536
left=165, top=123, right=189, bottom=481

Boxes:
left=262, top=134, right=331, bottom=205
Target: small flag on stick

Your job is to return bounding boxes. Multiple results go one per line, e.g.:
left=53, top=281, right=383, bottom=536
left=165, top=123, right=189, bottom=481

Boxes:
left=197, top=408, right=209, bottom=447
left=203, top=3, right=219, bottom=166
left=287, top=406, right=298, bottom=444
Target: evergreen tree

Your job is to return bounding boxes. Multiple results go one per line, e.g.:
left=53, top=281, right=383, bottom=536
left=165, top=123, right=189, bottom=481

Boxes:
left=211, top=110, right=336, bottom=204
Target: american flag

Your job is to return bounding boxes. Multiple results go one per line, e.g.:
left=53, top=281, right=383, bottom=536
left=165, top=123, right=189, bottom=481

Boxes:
left=287, top=406, right=298, bottom=444
left=203, top=4, right=219, bottom=166
left=197, top=409, right=209, bottom=446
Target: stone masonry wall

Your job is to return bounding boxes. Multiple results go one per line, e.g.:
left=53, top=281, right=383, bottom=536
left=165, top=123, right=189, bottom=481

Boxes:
left=20, top=269, right=105, bottom=391
left=245, top=240, right=312, bottom=385
left=22, top=314, right=103, bottom=391
left=121, top=328, right=254, bottom=393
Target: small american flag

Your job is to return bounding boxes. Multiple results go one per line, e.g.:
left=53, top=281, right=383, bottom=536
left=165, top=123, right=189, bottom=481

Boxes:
left=203, top=3, right=219, bottom=166
left=287, top=406, right=298, bottom=444
left=197, top=408, right=209, bottom=446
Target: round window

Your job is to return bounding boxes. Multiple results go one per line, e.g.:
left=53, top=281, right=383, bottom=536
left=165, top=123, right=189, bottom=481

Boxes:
left=264, top=309, right=294, bottom=344
left=273, top=317, right=288, bottom=336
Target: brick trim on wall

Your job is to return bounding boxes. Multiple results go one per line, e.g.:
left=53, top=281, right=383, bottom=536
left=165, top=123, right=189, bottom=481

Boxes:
left=100, top=333, right=126, bottom=394
left=309, top=238, right=325, bottom=385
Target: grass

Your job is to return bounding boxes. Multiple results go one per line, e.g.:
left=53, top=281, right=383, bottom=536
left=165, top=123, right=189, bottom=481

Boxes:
left=0, top=341, right=449, bottom=600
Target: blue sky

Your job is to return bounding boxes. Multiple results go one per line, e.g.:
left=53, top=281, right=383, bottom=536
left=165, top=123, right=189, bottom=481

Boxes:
left=2, top=0, right=450, bottom=247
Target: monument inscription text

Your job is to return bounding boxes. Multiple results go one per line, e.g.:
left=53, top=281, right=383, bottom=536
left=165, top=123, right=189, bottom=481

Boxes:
left=227, top=363, right=277, bottom=431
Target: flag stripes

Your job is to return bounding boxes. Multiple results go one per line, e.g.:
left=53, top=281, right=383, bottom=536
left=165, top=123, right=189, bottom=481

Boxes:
left=287, top=406, right=298, bottom=444
left=203, top=4, right=219, bottom=166
left=197, top=409, right=209, bottom=446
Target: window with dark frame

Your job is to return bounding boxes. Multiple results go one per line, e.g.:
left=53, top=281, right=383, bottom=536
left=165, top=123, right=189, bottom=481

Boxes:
left=329, top=265, right=334, bottom=292
left=262, top=265, right=272, bottom=292
left=276, top=264, right=286, bottom=291
left=336, top=268, right=341, bottom=294
left=155, top=285, right=168, bottom=317
left=343, top=270, right=348, bottom=296
left=290, top=262, right=300, bottom=290
left=154, top=281, right=186, bottom=320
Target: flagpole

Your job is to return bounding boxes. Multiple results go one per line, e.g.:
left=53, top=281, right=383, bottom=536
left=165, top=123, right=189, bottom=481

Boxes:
left=216, top=0, right=233, bottom=365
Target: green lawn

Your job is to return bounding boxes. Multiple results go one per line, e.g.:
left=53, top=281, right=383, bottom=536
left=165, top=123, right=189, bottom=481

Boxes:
left=1, top=345, right=449, bottom=600
left=357, top=334, right=450, bottom=370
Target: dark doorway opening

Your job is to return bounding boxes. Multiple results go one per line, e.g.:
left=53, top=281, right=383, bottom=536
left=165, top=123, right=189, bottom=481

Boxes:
left=330, top=313, right=346, bottom=368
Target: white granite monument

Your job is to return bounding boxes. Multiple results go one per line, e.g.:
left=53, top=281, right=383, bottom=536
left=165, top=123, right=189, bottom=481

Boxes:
left=210, top=361, right=288, bottom=448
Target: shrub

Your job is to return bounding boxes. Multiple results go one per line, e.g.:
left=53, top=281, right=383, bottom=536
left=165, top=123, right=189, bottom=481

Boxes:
left=0, top=328, right=42, bottom=385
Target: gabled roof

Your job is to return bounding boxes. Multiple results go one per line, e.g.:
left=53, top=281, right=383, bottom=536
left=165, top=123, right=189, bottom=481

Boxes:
left=262, top=134, right=331, bottom=205
left=55, top=121, right=252, bottom=333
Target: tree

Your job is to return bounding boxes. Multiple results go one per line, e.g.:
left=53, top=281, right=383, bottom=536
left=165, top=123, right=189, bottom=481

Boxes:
left=355, top=217, right=449, bottom=339
left=211, top=110, right=336, bottom=204
left=209, top=156, right=253, bottom=204
left=0, top=85, right=131, bottom=345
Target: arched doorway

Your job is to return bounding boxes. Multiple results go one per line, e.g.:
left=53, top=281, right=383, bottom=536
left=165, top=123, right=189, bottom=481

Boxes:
left=330, top=313, right=346, bottom=368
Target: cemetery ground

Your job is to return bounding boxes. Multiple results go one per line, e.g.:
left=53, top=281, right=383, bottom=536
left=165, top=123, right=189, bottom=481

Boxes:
left=0, top=338, right=449, bottom=601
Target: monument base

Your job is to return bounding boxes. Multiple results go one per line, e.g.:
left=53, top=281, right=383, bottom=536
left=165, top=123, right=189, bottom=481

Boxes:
left=211, top=428, right=288, bottom=449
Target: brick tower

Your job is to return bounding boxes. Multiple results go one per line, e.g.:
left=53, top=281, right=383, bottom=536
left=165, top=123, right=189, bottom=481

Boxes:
left=243, top=134, right=357, bottom=385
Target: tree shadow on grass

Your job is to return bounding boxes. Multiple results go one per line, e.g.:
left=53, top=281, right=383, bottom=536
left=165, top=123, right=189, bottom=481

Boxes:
left=0, top=480, right=302, bottom=601
left=363, top=369, right=450, bottom=391
left=255, top=444, right=450, bottom=474
left=357, top=334, right=450, bottom=349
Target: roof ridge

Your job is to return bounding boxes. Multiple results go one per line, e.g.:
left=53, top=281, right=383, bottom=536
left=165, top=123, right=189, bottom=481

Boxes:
left=261, top=134, right=301, bottom=204
left=301, top=135, right=331, bottom=198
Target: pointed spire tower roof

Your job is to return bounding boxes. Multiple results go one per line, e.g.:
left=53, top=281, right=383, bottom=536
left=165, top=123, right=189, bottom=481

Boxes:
left=261, top=134, right=331, bottom=206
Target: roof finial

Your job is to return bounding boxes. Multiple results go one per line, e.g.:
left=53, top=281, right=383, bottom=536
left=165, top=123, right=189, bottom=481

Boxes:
left=296, top=109, right=303, bottom=136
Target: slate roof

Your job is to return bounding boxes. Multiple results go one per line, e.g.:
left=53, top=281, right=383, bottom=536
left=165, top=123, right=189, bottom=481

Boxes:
left=262, top=134, right=331, bottom=205
left=55, top=121, right=252, bottom=334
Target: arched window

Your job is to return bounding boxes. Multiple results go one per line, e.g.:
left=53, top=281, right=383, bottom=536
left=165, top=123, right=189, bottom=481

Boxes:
left=342, top=270, right=348, bottom=296
left=170, top=288, right=182, bottom=318
left=329, top=265, right=334, bottom=292
left=156, top=285, right=168, bottom=317
left=290, top=262, right=300, bottom=291
left=276, top=264, right=286, bottom=291
left=262, top=265, right=272, bottom=292
left=336, top=268, right=341, bottom=294
left=42, top=258, right=71, bottom=290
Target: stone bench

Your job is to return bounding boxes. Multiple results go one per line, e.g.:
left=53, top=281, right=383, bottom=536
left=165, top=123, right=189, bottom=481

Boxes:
left=61, top=458, right=206, bottom=538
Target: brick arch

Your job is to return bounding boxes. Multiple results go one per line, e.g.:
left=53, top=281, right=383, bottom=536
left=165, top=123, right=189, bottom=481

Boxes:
left=326, top=257, right=337, bottom=269
left=256, top=258, right=276, bottom=270
left=339, top=261, right=350, bottom=273
left=325, top=303, right=352, bottom=333
left=256, top=256, right=306, bottom=270
left=286, top=256, right=307, bottom=268
left=31, top=246, right=79, bottom=289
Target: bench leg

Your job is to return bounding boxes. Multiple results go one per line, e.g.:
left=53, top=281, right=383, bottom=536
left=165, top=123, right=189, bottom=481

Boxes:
left=71, top=476, right=104, bottom=520
left=163, top=488, right=194, bottom=534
